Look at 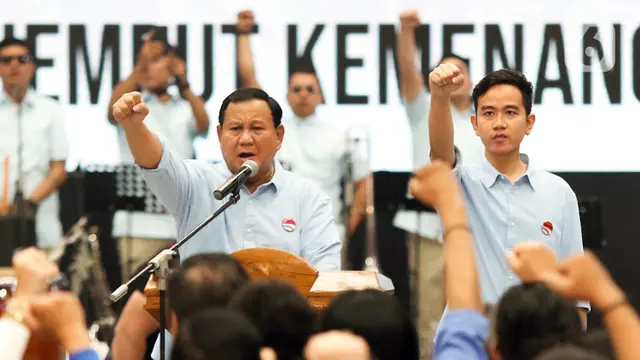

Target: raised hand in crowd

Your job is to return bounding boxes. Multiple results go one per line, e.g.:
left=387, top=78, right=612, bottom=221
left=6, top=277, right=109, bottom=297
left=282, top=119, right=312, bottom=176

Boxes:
left=29, top=292, right=92, bottom=354
left=507, top=242, right=557, bottom=283
left=13, top=247, right=59, bottom=298
left=237, top=10, right=255, bottom=34
left=112, top=91, right=150, bottom=127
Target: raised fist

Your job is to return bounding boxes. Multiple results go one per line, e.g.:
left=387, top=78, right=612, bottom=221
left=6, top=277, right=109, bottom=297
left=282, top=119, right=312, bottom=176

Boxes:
left=507, top=242, right=557, bottom=282
left=399, top=10, right=420, bottom=32
left=237, top=10, right=255, bottom=34
left=112, top=92, right=150, bottom=127
left=429, top=63, right=465, bottom=97
left=409, top=160, right=459, bottom=210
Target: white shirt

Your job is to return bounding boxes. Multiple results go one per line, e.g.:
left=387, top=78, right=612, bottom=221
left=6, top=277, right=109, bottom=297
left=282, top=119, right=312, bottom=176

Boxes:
left=393, top=89, right=484, bottom=239
left=0, top=89, right=68, bottom=248
left=115, top=91, right=197, bottom=240
left=0, top=317, right=30, bottom=360
left=277, top=114, right=368, bottom=223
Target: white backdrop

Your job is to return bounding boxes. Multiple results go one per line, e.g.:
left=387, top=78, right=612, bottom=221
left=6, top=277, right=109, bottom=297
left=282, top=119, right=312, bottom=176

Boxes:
left=3, top=0, right=640, bottom=172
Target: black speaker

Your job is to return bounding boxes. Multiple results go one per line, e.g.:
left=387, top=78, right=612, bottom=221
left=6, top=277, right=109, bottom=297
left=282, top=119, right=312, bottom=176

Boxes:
left=578, top=196, right=606, bottom=249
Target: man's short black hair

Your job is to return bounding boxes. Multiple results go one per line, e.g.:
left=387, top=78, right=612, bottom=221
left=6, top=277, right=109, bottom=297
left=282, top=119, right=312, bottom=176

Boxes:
left=534, top=345, right=608, bottom=360
left=0, top=37, right=33, bottom=57
left=218, top=88, right=283, bottom=128
left=472, top=68, right=534, bottom=115
left=322, top=289, right=419, bottom=360
left=228, top=279, right=319, bottom=360
left=167, top=253, right=250, bottom=322
left=170, top=309, right=262, bottom=360
left=288, top=61, right=318, bottom=80
left=439, top=54, right=470, bottom=71
left=494, top=283, right=582, bottom=360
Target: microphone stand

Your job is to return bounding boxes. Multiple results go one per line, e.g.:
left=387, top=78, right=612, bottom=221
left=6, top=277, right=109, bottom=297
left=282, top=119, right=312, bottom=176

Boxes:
left=109, top=186, right=242, bottom=360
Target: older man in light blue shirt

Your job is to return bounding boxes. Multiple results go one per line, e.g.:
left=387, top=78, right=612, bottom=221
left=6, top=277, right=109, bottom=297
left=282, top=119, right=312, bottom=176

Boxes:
left=428, top=64, right=589, bottom=336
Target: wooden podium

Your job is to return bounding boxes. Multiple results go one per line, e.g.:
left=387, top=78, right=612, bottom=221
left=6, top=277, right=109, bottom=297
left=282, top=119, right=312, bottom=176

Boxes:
left=144, top=248, right=394, bottom=321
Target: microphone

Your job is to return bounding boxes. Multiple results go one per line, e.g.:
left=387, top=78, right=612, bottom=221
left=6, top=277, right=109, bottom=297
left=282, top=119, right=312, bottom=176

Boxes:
left=214, top=160, right=259, bottom=200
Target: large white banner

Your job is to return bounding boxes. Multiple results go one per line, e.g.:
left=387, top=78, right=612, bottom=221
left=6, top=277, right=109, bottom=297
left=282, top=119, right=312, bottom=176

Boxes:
left=3, top=0, right=640, bottom=172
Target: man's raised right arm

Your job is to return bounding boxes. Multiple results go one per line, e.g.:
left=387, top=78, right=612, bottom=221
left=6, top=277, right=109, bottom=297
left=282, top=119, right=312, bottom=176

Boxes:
left=112, top=92, right=191, bottom=217
left=397, top=10, right=424, bottom=104
left=428, top=63, right=465, bottom=166
left=236, top=10, right=261, bottom=89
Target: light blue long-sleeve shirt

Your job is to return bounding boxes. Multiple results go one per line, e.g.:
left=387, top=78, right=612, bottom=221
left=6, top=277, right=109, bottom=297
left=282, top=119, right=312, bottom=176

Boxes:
left=434, top=309, right=490, bottom=360
left=139, top=134, right=342, bottom=270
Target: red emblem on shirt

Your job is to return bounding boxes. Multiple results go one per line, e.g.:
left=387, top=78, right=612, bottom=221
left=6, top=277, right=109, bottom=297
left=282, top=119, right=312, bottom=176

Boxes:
left=541, top=221, right=553, bottom=236
left=282, top=218, right=296, bottom=232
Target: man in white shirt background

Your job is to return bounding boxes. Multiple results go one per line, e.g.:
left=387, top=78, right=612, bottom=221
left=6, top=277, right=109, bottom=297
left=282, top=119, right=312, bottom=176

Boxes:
left=0, top=37, right=69, bottom=251
left=235, top=10, right=369, bottom=251
left=395, top=10, right=485, bottom=357
left=106, top=29, right=211, bottom=276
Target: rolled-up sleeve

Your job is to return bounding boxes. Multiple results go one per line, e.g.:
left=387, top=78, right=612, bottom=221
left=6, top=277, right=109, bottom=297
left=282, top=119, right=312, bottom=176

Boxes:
left=300, top=189, right=342, bottom=270
left=139, top=134, right=193, bottom=218
left=434, top=309, right=490, bottom=360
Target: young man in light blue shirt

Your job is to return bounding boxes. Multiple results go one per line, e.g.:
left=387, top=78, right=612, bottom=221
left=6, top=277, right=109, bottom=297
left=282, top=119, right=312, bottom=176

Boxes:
left=428, top=65, right=589, bottom=327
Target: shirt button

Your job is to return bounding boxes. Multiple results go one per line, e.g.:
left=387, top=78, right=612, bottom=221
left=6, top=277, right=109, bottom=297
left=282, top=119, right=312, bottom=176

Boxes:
left=510, top=222, right=515, bottom=227
left=249, top=200, right=252, bottom=204
left=509, top=275, right=514, bottom=281
left=247, top=228, right=252, bottom=233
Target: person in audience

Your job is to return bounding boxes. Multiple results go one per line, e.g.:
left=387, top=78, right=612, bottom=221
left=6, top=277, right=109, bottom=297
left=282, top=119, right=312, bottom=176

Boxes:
left=0, top=248, right=101, bottom=360
left=487, top=283, right=582, bottom=360
left=235, top=10, right=369, bottom=241
left=110, top=253, right=249, bottom=360
left=170, top=309, right=263, bottom=360
left=304, top=331, right=372, bottom=360
left=427, top=64, right=590, bottom=327
left=111, top=88, right=342, bottom=270
left=394, top=10, right=486, bottom=354
left=0, top=37, right=69, bottom=250
left=321, top=289, right=418, bottom=360
left=579, top=330, right=615, bottom=359
left=534, top=345, right=608, bottom=360
left=408, top=160, right=488, bottom=359
left=229, top=279, right=319, bottom=360
left=107, top=29, right=209, bottom=162
left=510, top=244, right=640, bottom=360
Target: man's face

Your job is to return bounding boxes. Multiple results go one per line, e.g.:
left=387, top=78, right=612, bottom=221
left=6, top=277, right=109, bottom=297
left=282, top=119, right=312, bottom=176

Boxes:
left=471, top=84, right=535, bottom=156
left=287, top=72, right=322, bottom=118
left=217, top=99, right=284, bottom=177
left=441, top=57, right=472, bottom=98
left=138, top=55, right=172, bottom=91
left=0, top=45, right=35, bottom=89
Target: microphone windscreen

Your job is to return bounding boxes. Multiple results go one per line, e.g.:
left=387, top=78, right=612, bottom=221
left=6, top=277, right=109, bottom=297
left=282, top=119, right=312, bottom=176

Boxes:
left=243, top=160, right=259, bottom=177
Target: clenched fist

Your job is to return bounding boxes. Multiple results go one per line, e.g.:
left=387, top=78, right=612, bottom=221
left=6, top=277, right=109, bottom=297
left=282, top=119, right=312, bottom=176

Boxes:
left=237, top=10, right=255, bottom=34
left=429, top=63, right=465, bottom=97
left=399, top=10, right=420, bottom=32
left=112, top=92, right=150, bottom=127
left=409, top=160, right=459, bottom=210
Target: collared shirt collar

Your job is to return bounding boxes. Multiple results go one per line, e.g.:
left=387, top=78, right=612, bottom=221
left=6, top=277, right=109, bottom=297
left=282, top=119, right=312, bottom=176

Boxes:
left=479, top=153, right=537, bottom=190
left=218, top=159, right=285, bottom=194
left=0, top=88, right=37, bottom=107
left=292, top=112, right=319, bottom=126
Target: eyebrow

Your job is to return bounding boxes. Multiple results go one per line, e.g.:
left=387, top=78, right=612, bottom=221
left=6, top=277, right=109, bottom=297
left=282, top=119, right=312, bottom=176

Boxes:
left=479, top=105, right=521, bottom=111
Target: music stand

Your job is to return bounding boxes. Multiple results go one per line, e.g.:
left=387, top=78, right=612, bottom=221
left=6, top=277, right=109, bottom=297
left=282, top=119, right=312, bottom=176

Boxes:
left=115, top=164, right=168, bottom=278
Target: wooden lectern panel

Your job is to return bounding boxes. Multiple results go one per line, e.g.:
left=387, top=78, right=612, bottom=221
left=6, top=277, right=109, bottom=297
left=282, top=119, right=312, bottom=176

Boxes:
left=143, top=248, right=395, bottom=321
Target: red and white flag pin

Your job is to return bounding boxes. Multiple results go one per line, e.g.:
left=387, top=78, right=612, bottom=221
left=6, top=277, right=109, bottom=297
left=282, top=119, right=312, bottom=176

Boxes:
left=541, top=221, right=553, bottom=236
left=282, top=218, right=296, bottom=232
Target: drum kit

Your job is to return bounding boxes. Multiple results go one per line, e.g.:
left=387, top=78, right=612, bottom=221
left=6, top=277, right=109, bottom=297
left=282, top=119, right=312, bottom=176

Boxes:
left=0, top=216, right=116, bottom=360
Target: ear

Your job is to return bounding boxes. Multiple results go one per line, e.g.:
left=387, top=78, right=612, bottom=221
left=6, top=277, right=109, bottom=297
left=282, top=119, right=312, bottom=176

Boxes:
left=275, top=124, right=285, bottom=151
left=471, top=114, right=480, bottom=136
left=216, top=124, right=222, bottom=144
left=525, top=113, right=535, bottom=135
